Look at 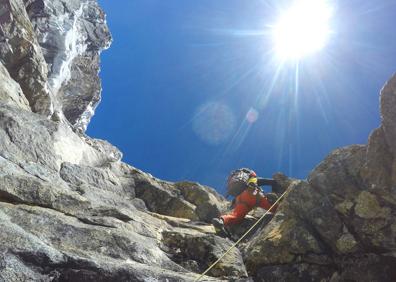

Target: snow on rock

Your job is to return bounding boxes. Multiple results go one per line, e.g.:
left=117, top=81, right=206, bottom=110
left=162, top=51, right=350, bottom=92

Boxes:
left=24, top=0, right=111, bottom=131
left=43, top=2, right=88, bottom=94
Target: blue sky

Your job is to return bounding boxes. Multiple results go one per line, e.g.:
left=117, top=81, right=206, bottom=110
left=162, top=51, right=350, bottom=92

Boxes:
left=89, top=0, right=396, bottom=194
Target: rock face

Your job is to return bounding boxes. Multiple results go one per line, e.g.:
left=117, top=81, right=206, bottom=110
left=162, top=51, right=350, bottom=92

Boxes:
left=24, top=0, right=111, bottom=131
left=0, top=101, right=242, bottom=281
left=0, top=62, right=30, bottom=110
left=0, top=1, right=396, bottom=281
left=0, top=0, right=110, bottom=131
left=0, top=0, right=53, bottom=116
left=136, top=179, right=228, bottom=222
left=242, top=83, right=396, bottom=281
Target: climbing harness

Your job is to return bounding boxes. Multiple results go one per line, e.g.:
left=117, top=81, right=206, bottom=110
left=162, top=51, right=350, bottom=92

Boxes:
left=194, top=187, right=291, bottom=281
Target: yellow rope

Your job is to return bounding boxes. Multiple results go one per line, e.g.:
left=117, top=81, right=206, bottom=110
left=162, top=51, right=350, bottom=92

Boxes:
left=194, top=188, right=291, bottom=281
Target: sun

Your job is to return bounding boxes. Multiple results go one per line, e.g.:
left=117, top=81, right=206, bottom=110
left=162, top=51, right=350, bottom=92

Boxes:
left=273, top=0, right=333, bottom=60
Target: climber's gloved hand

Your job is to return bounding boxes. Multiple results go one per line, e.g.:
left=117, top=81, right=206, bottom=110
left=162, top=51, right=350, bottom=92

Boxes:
left=271, top=181, right=283, bottom=195
left=265, top=192, right=279, bottom=206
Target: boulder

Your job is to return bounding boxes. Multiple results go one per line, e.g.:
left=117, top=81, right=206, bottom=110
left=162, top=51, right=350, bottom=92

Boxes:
left=135, top=176, right=228, bottom=223
left=175, top=181, right=228, bottom=221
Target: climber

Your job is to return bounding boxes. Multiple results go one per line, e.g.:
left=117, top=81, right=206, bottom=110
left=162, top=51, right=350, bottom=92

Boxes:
left=212, top=168, right=279, bottom=235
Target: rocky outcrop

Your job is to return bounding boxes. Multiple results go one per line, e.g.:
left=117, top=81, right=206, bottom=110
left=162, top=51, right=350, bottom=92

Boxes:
left=24, top=0, right=111, bottom=131
left=0, top=101, right=245, bottom=281
left=241, top=77, right=396, bottom=281
left=0, top=0, right=53, bottom=116
left=0, top=0, right=396, bottom=281
left=162, top=228, right=247, bottom=278
left=0, top=1, right=246, bottom=276
left=135, top=178, right=228, bottom=222
left=0, top=0, right=110, bottom=131
left=0, top=62, right=30, bottom=110
left=381, top=75, right=396, bottom=156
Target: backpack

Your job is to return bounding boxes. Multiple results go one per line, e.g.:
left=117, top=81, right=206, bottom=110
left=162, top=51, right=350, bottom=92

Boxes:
left=226, top=168, right=255, bottom=197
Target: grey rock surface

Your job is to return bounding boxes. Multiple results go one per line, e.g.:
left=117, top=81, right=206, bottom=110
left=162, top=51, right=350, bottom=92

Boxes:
left=162, top=228, right=248, bottom=278
left=24, top=0, right=111, bottom=131
left=0, top=95, right=242, bottom=281
left=381, top=74, right=396, bottom=155
left=241, top=75, right=396, bottom=281
left=0, top=0, right=53, bottom=116
left=135, top=177, right=228, bottom=223
left=0, top=61, right=30, bottom=110
left=1, top=0, right=110, bottom=130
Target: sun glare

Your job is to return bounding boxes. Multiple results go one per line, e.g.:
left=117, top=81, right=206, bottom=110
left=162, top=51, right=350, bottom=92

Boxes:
left=273, top=0, right=333, bottom=60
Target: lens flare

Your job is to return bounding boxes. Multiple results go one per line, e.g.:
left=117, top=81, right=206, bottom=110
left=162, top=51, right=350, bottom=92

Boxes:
left=192, top=102, right=236, bottom=145
left=246, top=108, right=259, bottom=124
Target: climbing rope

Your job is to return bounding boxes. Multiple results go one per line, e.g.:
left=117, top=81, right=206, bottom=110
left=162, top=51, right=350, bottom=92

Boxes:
left=194, top=187, right=291, bottom=282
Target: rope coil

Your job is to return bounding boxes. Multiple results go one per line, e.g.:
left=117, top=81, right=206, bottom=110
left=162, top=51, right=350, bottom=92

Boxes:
left=195, top=188, right=291, bottom=281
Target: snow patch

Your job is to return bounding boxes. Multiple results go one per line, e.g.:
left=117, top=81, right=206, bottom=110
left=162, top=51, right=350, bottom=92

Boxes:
left=76, top=100, right=96, bottom=131
left=52, top=123, right=104, bottom=169
left=47, top=3, right=88, bottom=94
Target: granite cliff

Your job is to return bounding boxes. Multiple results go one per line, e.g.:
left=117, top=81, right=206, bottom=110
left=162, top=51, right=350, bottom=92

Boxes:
left=0, top=1, right=395, bottom=281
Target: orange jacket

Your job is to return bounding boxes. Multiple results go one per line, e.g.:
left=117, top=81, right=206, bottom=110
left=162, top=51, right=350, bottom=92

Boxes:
left=221, top=187, right=277, bottom=226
